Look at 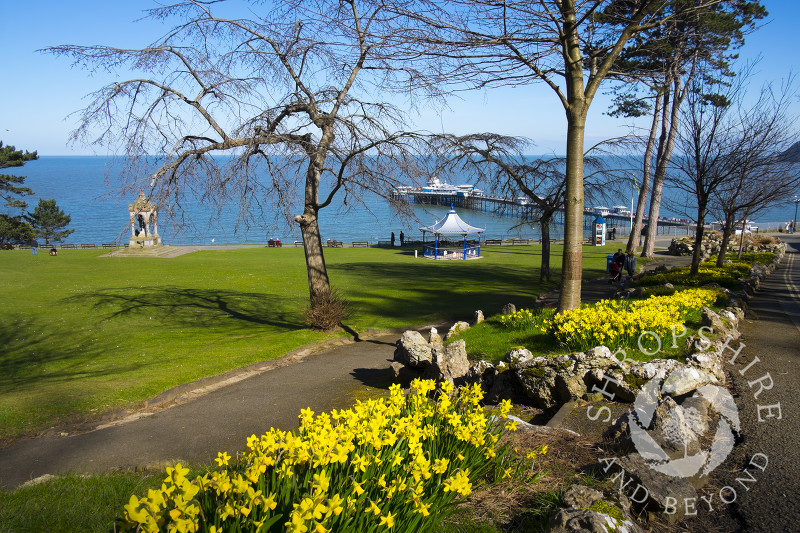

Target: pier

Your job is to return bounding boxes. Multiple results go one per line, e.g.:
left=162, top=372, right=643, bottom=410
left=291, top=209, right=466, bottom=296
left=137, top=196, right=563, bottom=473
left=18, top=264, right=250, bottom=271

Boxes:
left=390, top=185, right=692, bottom=236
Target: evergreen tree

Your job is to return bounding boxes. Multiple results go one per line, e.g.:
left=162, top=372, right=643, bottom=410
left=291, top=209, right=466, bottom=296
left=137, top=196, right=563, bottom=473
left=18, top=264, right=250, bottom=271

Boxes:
left=0, top=214, right=35, bottom=248
left=0, top=142, right=38, bottom=247
left=26, top=199, right=74, bottom=245
left=0, top=142, right=37, bottom=210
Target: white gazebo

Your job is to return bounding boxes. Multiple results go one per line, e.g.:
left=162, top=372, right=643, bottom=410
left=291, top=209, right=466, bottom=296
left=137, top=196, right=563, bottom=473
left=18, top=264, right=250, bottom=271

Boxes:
left=420, top=206, right=485, bottom=260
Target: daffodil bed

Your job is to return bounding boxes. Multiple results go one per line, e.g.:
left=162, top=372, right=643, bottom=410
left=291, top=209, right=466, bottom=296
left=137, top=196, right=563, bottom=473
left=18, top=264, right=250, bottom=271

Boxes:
left=634, top=261, right=755, bottom=289
left=119, top=380, right=529, bottom=533
left=500, top=288, right=722, bottom=353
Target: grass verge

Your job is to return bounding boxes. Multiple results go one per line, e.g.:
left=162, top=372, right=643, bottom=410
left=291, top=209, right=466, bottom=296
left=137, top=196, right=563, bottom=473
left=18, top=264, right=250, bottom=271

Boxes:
left=0, top=243, right=610, bottom=441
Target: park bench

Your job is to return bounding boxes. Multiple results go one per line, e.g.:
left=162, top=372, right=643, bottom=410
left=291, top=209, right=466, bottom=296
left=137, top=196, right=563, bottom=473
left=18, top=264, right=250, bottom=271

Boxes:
left=351, top=241, right=369, bottom=247
left=484, top=239, right=502, bottom=246
left=326, top=239, right=344, bottom=248
left=102, top=243, right=116, bottom=249
left=377, top=240, right=392, bottom=247
left=61, top=243, right=76, bottom=249
left=81, top=243, right=97, bottom=249
left=294, top=241, right=303, bottom=247
left=267, top=239, right=283, bottom=247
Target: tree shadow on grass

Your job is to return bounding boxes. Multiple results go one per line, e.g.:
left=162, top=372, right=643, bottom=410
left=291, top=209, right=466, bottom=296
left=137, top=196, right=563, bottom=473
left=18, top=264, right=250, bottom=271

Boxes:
left=63, top=286, right=307, bottom=331
left=0, top=316, right=143, bottom=393
left=331, top=261, right=557, bottom=322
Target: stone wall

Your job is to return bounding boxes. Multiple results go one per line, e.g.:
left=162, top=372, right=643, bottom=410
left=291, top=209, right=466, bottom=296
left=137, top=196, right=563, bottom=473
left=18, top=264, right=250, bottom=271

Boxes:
left=391, top=245, right=786, bottom=530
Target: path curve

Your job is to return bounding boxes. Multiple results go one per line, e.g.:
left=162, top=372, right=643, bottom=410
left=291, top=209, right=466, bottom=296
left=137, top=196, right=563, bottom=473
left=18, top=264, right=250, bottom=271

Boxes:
left=708, top=234, right=800, bottom=531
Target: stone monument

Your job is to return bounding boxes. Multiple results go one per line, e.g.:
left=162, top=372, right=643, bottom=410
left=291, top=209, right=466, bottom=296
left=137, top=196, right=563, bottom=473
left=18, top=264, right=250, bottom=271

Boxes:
left=128, top=192, right=162, bottom=247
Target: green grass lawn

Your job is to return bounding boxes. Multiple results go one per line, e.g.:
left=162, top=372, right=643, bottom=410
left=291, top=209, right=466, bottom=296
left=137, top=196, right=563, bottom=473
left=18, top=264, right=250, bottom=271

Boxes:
left=0, top=242, right=612, bottom=441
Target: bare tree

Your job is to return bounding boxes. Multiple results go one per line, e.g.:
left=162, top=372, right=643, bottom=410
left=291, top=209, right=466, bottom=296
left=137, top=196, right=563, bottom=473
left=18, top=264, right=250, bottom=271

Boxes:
left=48, top=0, right=434, bottom=314
left=707, top=77, right=800, bottom=264
left=607, top=0, right=767, bottom=257
left=402, top=0, right=723, bottom=311
left=669, top=68, right=799, bottom=274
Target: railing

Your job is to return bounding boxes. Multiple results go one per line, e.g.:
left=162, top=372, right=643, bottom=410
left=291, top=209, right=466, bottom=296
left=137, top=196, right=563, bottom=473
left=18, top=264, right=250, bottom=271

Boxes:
left=422, top=244, right=480, bottom=259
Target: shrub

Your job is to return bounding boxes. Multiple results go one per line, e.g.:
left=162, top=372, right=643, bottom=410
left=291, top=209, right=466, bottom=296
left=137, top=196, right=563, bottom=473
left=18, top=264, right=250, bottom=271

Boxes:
left=305, top=289, right=350, bottom=331
left=117, top=380, right=520, bottom=533
left=748, top=234, right=778, bottom=246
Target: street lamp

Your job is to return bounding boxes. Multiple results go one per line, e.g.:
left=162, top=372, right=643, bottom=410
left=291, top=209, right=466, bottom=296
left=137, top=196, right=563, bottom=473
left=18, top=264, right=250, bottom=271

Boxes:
left=794, top=195, right=799, bottom=233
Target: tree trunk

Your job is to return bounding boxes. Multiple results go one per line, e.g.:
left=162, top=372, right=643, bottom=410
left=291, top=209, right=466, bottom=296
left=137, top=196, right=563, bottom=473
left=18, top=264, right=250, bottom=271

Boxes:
left=296, top=147, right=332, bottom=303
left=627, top=91, right=663, bottom=253
left=737, top=211, right=750, bottom=259
left=643, top=75, right=683, bottom=258
left=540, top=212, right=553, bottom=282
left=295, top=209, right=330, bottom=301
left=558, top=108, right=587, bottom=312
left=690, top=203, right=708, bottom=276
left=716, top=215, right=736, bottom=267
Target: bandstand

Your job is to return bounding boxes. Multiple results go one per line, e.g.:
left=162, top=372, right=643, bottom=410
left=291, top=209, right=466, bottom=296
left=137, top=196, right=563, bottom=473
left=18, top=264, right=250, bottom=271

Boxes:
left=420, top=206, right=485, bottom=260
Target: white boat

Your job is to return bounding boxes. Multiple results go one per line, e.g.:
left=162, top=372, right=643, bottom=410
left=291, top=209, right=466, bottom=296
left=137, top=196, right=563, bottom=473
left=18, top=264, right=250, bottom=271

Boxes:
left=422, top=177, right=482, bottom=197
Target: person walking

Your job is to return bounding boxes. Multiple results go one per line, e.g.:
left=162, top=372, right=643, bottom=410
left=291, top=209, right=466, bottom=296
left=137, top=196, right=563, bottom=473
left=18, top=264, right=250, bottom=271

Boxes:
left=399, top=231, right=405, bottom=246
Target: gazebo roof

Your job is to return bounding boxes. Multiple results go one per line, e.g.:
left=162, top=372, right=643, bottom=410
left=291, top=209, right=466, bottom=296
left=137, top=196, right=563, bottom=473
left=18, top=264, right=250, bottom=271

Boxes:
left=420, top=207, right=485, bottom=235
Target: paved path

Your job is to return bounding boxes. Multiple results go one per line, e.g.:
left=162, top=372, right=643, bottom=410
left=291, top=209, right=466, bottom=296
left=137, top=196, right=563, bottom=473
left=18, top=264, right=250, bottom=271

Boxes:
left=0, top=333, right=401, bottom=489
left=709, top=234, right=800, bottom=532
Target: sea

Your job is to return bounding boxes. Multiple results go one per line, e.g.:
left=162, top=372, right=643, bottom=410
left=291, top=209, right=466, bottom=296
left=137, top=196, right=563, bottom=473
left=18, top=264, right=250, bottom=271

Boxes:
left=4, top=156, right=797, bottom=246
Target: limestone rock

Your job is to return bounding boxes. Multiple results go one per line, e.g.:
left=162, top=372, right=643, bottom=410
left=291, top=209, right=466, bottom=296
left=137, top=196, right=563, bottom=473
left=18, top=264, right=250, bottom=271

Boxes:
left=389, top=361, right=423, bottom=384
left=700, top=307, right=729, bottom=338
left=428, top=327, right=443, bottom=347
left=423, top=340, right=470, bottom=385
left=394, top=331, right=432, bottom=368
left=444, top=321, right=470, bottom=341
left=652, top=397, right=702, bottom=457
left=661, top=366, right=718, bottom=397
left=583, top=346, right=620, bottom=369
left=473, top=310, right=484, bottom=325
left=630, top=359, right=679, bottom=381
left=679, top=395, right=709, bottom=436
left=684, top=350, right=725, bottom=381
left=549, top=508, right=611, bottom=533
left=725, top=306, right=745, bottom=321
left=500, top=302, right=516, bottom=315
left=562, top=485, right=603, bottom=508
left=485, top=370, right=524, bottom=404
left=585, top=369, right=637, bottom=403
left=612, top=453, right=698, bottom=523
left=516, top=364, right=559, bottom=408
left=503, top=347, right=535, bottom=367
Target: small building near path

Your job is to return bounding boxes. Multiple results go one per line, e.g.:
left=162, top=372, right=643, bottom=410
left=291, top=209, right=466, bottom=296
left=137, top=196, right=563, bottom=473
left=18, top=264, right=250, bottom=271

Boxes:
left=420, top=206, right=485, bottom=260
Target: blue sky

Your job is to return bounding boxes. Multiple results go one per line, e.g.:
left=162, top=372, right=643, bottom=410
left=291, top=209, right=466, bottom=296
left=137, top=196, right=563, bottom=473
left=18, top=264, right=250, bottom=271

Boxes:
left=2, top=1, right=798, bottom=156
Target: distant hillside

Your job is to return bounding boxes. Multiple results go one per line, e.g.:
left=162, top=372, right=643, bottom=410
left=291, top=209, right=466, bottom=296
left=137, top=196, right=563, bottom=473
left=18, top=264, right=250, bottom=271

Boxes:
left=779, top=141, right=800, bottom=162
